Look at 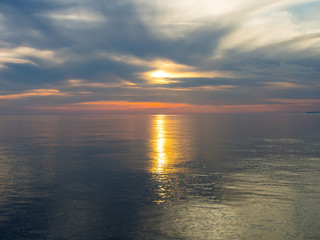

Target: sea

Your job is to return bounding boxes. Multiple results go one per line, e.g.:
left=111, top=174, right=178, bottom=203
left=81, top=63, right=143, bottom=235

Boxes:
left=0, top=113, right=319, bottom=240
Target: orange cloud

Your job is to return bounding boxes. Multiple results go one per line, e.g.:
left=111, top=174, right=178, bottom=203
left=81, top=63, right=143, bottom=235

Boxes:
left=33, top=101, right=191, bottom=113
left=0, top=89, right=66, bottom=100
left=30, top=99, right=319, bottom=114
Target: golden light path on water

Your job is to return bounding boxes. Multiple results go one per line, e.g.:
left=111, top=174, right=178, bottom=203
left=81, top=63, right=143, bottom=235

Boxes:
left=153, top=115, right=167, bottom=173
left=149, top=114, right=184, bottom=205
left=150, top=114, right=184, bottom=174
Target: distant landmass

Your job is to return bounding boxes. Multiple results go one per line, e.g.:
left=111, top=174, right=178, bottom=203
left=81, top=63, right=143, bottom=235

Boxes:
left=306, top=111, right=320, bottom=114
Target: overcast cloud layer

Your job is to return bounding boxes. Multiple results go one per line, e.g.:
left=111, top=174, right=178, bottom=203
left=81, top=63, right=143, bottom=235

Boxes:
left=0, top=0, right=319, bottom=114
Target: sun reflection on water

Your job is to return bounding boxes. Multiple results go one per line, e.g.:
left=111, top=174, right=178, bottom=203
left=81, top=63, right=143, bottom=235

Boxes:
left=149, top=115, right=176, bottom=204
left=149, top=114, right=193, bottom=204
left=153, top=115, right=167, bottom=173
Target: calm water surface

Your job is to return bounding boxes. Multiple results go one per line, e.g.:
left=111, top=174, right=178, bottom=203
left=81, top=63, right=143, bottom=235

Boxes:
left=0, top=114, right=319, bottom=239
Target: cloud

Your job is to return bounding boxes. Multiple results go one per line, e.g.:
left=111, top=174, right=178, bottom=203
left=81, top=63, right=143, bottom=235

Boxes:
left=263, top=82, right=308, bottom=89
left=44, top=7, right=107, bottom=23
left=0, top=0, right=319, bottom=113
left=30, top=99, right=320, bottom=114
left=0, top=46, right=62, bottom=68
left=65, top=79, right=137, bottom=88
left=0, top=89, right=66, bottom=100
left=268, top=98, right=320, bottom=104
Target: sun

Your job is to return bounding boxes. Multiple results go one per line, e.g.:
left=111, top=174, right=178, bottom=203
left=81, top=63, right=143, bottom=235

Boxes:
left=151, top=70, right=172, bottom=78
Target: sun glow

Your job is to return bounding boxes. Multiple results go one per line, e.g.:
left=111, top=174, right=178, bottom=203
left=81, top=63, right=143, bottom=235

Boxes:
left=149, top=70, right=174, bottom=84
left=151, top=70, right=172, bottom=78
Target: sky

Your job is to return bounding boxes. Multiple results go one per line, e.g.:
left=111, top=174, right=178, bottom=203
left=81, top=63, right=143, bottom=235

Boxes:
left=0, top=0, right=319, bottom=114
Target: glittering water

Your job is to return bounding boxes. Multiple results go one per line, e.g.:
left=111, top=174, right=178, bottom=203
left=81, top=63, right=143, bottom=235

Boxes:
left=0, top=114, right=319, bottom=239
